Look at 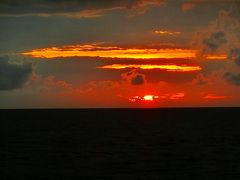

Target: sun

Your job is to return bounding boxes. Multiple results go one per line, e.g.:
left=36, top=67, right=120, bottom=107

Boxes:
left=143, top=95, right=155, bottom=101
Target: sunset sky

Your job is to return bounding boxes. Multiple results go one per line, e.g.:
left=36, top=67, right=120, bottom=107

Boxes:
left=1, top=0, right=240, bottom=108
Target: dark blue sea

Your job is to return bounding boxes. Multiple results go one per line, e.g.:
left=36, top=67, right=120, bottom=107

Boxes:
left=2, top=108, right=240, bottom=179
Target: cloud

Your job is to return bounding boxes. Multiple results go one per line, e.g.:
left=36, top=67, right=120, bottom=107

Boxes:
left=229, top=0, right=240, bottom=18
left=126, top=0, right=166, bottom=15
left=192, top=9, right=240, bottom=56
left=224, top=72, right=240, bottom=86
left=131, top=74, right=145, bottom=85
left=202, top=31, right=227, bottom=53
left=154, top=30, right=181, bottom=36
left=229, top=48, right=240, bottom=66
left=29, top=74, right=73, bottom=93
left=169, top=93, right=185, bottom=100
left=22, top=43, right=197, bottom=59
left=203, top=93, right=228, bottom=100
left=190, top=4, right=240, bottom=86
left=98, top=64, right=201, bottom=72
left=121, top=69, right=146, bottom=85
left=191, top=74, right=208, bottom=85
left=0, top=0, right=165, bottom=17
left=0, top=56, right=33, bottom=90
left=181, top=0, right=230, bottom=12
left=181, top=2, right=196, bottom=12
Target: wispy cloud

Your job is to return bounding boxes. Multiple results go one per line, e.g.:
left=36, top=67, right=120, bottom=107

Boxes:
left=203, top=93, right=228, bottom=100
left=181, top=0, right=230, bottom=12
left=0, top=0, right=166, bottom=18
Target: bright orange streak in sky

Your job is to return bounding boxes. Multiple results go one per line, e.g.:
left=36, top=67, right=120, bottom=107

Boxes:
left=22, top=44, right=197, bottom=59
left=154, top=30, right=181, bottom=35
left=98, top=64, right=202, bottom=72
left=205, top=54, right=227, bottom=60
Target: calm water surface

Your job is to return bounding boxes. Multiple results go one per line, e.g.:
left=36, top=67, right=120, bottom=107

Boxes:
left=2, top=108, right=240, bottom=179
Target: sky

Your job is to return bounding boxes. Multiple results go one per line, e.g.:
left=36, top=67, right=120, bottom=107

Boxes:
left=0, top=0, right=240, bottom=108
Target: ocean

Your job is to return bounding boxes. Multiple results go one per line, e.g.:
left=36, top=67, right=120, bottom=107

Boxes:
left=2, top=108, right=240, bottom=179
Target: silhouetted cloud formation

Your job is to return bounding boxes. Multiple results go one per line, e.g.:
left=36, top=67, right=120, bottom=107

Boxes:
left=131, top=74, right=145, bottom=85
left=0, top=56, right=33, bottom=90
left=121, top=69, right=146, bottom=85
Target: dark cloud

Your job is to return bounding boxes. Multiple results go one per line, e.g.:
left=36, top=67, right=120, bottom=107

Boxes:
left=0, top=56, right=33, bottom=90
left=202, top=31, right=227, bottom=53
left=224, top=72, right=240, bottom=86
left=131, top=74, right=145, bottom=85
left=121, top=69, right=146, bottom=85
left=0, top=0, right=165, bottom=17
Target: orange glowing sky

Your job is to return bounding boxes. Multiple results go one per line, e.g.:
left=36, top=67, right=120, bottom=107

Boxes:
left=2, top=0, right=240, bottom=108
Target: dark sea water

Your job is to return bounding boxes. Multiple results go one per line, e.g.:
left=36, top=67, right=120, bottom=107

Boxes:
left=2, top=108, right=240, bottom=179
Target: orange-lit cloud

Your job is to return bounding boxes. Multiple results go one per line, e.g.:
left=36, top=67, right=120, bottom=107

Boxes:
left=169, top=93, right=185, bottom=100
left=182, top=3, right=196, bottom=12
left=22, top=44, right=228, bottom=60
left=203, top=93, right=228, bottom=100
left=181, top=0, right=226, bottom=12
left=22, top=44, right=197, bottom=59
left=98, top=64, right=202, bottom=72
left=154, top=30, right=181, bottom=35
left=205, top=54, right=227, bottom=60
left=127, top=0, right=166, bottom=15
